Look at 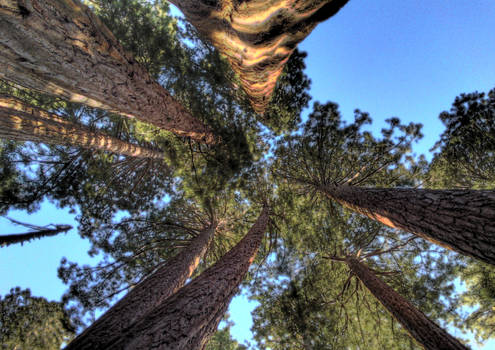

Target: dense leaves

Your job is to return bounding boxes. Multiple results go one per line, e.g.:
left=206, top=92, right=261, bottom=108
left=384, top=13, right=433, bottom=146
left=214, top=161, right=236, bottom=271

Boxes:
left=428, top=88, right=495, bottom=189
left=0, top=0, right=494, bottom=348
left=0, top=287, right=75, bottom=349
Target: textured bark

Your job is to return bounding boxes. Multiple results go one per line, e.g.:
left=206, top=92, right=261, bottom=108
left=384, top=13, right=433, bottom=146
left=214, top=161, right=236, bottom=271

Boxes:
left=0, top=224, right=71, bottom=247
left=321, top=185, right=495, bottom=265
left=65, top=223, right=217, bottom=350
left=0, top=95, right=164, bottom=158
left=346, top=257, right=469, bottom=350
left=0, top=0, right=215, bottom=143
left=96, top=206, right=270, bottom=350
left=171, top=0, right=349, bottom=114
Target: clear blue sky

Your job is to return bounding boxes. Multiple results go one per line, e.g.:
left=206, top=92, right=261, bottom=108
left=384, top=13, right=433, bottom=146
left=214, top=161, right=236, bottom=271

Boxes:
left=1, top=0, right=495, bottom=348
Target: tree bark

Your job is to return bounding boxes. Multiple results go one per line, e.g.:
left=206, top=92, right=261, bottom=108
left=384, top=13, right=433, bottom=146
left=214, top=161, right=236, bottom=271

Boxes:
left=321, top=185, right=495, bottom=265
left=0, top=95, right=164, bottom=158
left=90, top=205, right=269, bottom=350
left=65, top=223, right=217, bottom=350
left=0, top=224, right=71, bottom=247
left=171, top=0, right=349, bottom=114
left=0, top=0, right=215, bottom=143
left=345, top=256, right=469, bottom=350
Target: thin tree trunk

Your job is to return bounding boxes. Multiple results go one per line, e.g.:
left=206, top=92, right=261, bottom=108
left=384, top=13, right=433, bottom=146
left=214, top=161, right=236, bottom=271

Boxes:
left=0, top=95, right=164, bottom=158
left=345, top=256, right=469, bottom=350
left=0, top=0, right=215, bottom=143
left=65, top=222, right=218, bottom=350
left=0, top=224, right=71, bottom=247
left=321, top=185, right=495, bottom=265
left=170, top=0, right=349, bottom=113
left=94, top=205, right=269, bottom=350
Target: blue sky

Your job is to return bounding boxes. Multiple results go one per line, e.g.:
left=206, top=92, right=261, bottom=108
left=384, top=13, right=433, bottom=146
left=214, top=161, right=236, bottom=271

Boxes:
left=1, top=0, right=495, bottom=348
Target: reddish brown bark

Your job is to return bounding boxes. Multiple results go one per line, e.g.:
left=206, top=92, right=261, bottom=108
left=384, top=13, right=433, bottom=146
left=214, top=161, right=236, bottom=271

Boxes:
left=0, top=0, right=215, bottom=143
left=321, top=185, right=495, bottom=265
left=171, top=0, right=349, bottom=114
left=0, top=95, right=164, bottom=158
left=65, top=223, right=217, bottom=350
left=92, top=206, right=269, bottom=350
left=346, top=256, right=469, bottom=350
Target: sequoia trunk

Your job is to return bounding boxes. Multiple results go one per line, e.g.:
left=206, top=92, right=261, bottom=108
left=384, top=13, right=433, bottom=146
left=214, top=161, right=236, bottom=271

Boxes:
left=0, top=95, right=164, bottom=158
left=322, top=185, right=495, bottom=265
left=65, top=223, right=217, bottom=350
left=345, top=257, right=469, bottom=350
left=0, top=224, right=71, bottom=247
left=171, top=0, right=349, bottom=113
left=0, top=0, right=215, bottom=143
left=98, top=206, right=270, bottom=350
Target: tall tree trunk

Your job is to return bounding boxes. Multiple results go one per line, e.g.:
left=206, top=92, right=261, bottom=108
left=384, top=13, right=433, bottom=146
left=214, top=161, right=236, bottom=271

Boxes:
left=321, top=185, right=495, bottom=265
left=171, top=0, right=349, bottom=114
left=345, top=256, right=469, bottom=350
left=86, top=205, right=270, bottom=350
left=0, top=95, right=164, bottom=158
left=65, top=222, right=218, bottom=350
left=0, top=0, right=215, bottom=143
left=0, top=224, right=71, bottom=247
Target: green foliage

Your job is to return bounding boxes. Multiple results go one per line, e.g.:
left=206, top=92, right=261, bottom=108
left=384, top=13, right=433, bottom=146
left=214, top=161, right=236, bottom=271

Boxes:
left=428, top=87, right=495, bottom=189
left=274, top=101, right=424, bottom=191
left=0, top=287, right=75, bottom=350
left=205, top=320, right=248, bottom=350
left=457, top=261, right=495, bottom=342
left=262, top=49, right=312, bottom=135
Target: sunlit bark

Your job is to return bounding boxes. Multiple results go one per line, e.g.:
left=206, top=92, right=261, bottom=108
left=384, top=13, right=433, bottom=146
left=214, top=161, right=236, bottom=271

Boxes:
left=65, top=223, right=217, bottom=350
left=88, top=206, right=269, bottom=350
left=171, top=0, right=349, bottom=113
left=0, top=0, right=215, bottom=143
left=0, top=95, right=164, bottom=158
left=322, top=185, right=495, bottom=265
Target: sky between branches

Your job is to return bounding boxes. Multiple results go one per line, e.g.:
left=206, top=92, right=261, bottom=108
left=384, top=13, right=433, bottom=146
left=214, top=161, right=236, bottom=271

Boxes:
left=1, top=0, right=495, bottom=348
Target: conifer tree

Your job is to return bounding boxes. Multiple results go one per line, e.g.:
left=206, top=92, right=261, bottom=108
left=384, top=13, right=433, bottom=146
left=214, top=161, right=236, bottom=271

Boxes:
left=0, top=217, right=72, bottom=247
left=275, top=101, right=495, bottom=265
left=0, top=94, right=164, bottom=159
left=0, top=0, right=215, bottom=142
left=171, top=0, right=349, bottom=113
left=66, top=205, right=270, bottom=349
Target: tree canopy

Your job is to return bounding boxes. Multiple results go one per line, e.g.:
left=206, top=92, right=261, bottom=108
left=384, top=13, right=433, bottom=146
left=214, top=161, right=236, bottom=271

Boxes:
left=0, top=1, right=494, bottom=349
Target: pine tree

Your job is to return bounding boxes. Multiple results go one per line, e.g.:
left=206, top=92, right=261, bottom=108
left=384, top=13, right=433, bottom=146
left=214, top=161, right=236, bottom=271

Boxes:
left=84, top=205, right=269, bottom=349
left=0, top=217, right=71, bottom=247
left=65, top=221, right=218, bottom=349
left=0, top=0, right=215, bottom=142
left=0, top=94, right=164, bottom=159
left=345, top=256, right=468, bottom=350
left=275, top=101, right=495, bottom=265
left=170, top=0, right=349, bottom=113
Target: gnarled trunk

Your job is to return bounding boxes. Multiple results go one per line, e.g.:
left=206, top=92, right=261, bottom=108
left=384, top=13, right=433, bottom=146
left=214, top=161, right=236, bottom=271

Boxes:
left=65, top=223, right=217, bottom=350
left=171, top=0, right=349, bottom=113
left=345, top=256, right=469, bottom=350
left=0, top=224, right=71, bottom=247
left=0, top=0, right=215, bottom=143
left=96, top=206, right=269, bottom=350
left=322, top=185, right=495, bottom=265
left=0, top=95, right=164, bottom=158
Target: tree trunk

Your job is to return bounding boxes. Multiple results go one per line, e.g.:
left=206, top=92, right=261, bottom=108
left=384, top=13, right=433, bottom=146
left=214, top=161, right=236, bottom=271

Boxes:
left=0, top=224, right=71, bottom=247
left=0, top=0, right=215, bottom=143
left=0, top=94, right=164, bottom=158
left=65, top=223, right=217, bottom=350
left=321, top=185, right=495, bottom=265
left=171, top=0, right=349, bottom=114
left=90, top=205, right=269, bottom=350
left=345, top=256, right=469, bottom=350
